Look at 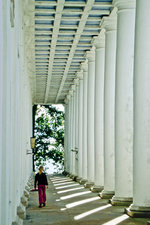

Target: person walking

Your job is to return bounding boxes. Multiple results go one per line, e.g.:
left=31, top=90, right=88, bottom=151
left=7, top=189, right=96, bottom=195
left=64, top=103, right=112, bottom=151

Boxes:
left=34, top=166, right=48, bottom=208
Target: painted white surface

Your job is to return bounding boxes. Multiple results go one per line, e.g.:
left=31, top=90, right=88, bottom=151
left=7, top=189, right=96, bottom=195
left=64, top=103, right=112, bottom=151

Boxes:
left=113, top=0, right=135, bottom=199
left=132, top=0, right=150, bottom=208
left=102, top=16, right=117, bottom=193
left=94, top=38, right=105, bottom=187
left=87, top=50, right=95, bottom=183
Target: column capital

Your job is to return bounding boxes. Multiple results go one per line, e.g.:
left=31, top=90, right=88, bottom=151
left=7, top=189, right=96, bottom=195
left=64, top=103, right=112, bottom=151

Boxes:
left=85, top=48, right=95, bottom=62
left=101, top=16, right=117, bottom=32
left=81, top=61, right=88, bottom=72
left=92, top=33, right=105, bottom=49
left=69, top=89, right=74, bottom=97
left=74, top=78, right=79, bottom=86
left=113, top=0, right=136, bottom=10
left=71, top=84, right=76, bottom=92
left=64, top=98, right=69, bottom=105
left=77, top=71, right=83, bottom=80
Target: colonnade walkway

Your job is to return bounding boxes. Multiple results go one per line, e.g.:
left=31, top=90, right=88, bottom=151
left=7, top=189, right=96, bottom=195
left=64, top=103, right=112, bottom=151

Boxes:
left=24, top=176, right=147, bottom=225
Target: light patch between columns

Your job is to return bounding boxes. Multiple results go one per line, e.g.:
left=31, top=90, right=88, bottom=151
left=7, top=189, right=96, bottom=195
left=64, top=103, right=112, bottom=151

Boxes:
left=74, top=204, right=112, bottom=220
left=60, top=191, right=91, bottom=200
left=66, top=196, right=100, bottom=209
left=102, top=214, right=129, bottom=225
left=53, top=179, right=72, bottom=184
left=57, top=186, right=84, bottom=194
left=54, top=181, right=74, bottom=186
left=55, top=183, right=79, bottom=190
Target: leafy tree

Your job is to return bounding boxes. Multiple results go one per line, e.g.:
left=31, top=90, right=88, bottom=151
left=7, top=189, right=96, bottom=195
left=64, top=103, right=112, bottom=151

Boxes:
left=34, top=105, right=64, bottom=169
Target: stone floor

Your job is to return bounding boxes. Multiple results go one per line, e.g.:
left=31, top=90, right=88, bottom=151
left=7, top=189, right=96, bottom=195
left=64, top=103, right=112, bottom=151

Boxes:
left=24, top=175, right=148, bottom=225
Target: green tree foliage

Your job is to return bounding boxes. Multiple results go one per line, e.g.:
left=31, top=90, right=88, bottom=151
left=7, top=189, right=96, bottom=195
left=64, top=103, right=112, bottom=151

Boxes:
left=34, top=105, right=64, bottom=168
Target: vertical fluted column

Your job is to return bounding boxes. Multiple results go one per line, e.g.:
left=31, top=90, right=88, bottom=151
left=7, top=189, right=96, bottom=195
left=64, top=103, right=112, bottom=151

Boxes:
left=69, top=91, right=73, bottom=174
left=75, top=79, right=79, bottom=176
left=72, top=86, right=76, bottom=176
left=64, top=101, right=69, bottom=173
left=67, top=95, right=71, bottom=174
left=100, top=14, right=117, bottom=198
left=91, top=34, right=105, bottom=192
left=111, top=0, right=135, bottom=206
left=85, top=49, right=95, bottom=188
left=126, top=0, right=150, bottom=217
left=80, top=62, right=88, bottom=184
left=77, top=72, right=84, bottom=180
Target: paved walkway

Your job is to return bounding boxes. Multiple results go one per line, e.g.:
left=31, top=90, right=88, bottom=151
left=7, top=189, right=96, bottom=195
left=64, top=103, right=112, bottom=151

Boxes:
left=24, top=175, right=148, bottom=225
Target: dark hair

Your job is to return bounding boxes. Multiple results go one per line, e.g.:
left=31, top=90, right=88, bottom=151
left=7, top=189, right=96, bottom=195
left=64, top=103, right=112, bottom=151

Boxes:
left=39, top=166, right=44, bottom=170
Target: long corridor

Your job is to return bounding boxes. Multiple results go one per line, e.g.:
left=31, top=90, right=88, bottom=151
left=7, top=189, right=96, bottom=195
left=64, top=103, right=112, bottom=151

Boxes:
left=24, top=176, right=148, bottom=225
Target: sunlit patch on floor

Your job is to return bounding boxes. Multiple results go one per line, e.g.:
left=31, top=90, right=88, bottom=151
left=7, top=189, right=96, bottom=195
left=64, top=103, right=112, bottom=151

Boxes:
left=53, top=179, right=72, bottom=184
left=60, top=208, right=67, bottom=211
left=54, top=181, right=74, bottom=186
left=74, top=204, right=112, bottom=220
left=66, top=196, right=100, bottom=209
left=57, top=187, right=84, bottom=194
left=56, top=199, right=61, bottom=202
left=102, top=214, right=129, bottom=225
left=60, top=191, right=91, bottom=200
left=55, top=183, right=79, bottom=190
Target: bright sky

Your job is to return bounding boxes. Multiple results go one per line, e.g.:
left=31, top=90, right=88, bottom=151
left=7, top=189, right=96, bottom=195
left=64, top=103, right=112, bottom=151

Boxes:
left=52, top=104, right=64, bottom=112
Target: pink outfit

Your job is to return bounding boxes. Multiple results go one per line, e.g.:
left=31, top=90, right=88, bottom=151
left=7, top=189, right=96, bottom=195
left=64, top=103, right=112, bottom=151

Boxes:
left=38, top=185, right=46, bottom=205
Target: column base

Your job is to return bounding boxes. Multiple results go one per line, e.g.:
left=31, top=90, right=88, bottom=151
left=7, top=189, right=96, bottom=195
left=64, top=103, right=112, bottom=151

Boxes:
left=100, top=190, right=115, bottom=199
left=72, top=175, right=78, bottom=181
left=91, top=185, right=104, bottom=193
left=84, top=182, right=94, bottom=188
left=80, top=179, right=88, bottom=185
left=76, top=177, right=82, bottom=183
left=111, top=196, right=133, bottom=206
left=126, top=204, right=150, bottom=218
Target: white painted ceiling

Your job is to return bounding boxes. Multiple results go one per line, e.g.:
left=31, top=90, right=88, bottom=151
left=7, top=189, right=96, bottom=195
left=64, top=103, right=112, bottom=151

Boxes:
left=24, top=0, right=113, bottom=104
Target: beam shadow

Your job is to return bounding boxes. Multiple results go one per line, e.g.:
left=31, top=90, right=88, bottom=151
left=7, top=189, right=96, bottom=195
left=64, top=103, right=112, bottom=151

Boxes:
left=60, top=191, right=91, bottom=200
left=74, top=204, right=112, bottom=220
left=55, top=183, right=80, bottom=190
left=57, top=187, right=84, bottom=194
left=65, top=196, right=100, bottom=209
left=102, top=214, right=129, bottom=225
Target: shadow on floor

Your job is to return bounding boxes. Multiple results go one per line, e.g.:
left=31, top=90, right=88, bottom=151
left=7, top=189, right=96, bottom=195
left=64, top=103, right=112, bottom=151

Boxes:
left=23, top=175, right=148, bottom=225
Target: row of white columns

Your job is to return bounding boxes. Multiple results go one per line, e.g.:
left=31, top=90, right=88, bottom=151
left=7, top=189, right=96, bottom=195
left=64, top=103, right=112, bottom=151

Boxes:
left=64, top=0, right=150, bottom=217
left=0, top=0, right=33, bottom=224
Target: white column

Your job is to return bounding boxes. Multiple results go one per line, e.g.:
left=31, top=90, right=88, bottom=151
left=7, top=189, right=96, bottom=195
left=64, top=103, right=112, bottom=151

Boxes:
left=75, top=80, right=79, bottom=176
left=111, top=0, right=135, bottom=206
left=85, top=49, right=95, bottom=187
left=91, top=34, right=105, bottom=192
left=80, top=62, right=88, bottom=184
left=127, top=0, right=150, bottom=217
left=67, top=96, right=71, bottom=173
left=72, top=86, right=76, bottom=176
left=77, top=72, right=84, bottom=179
left=64, top=102, right=69, bottom=172
left=100, top=15, right=117, bottom=198
left=69, top=93, right=73, bottom=174
left=0, top=0, right=3, bottom=222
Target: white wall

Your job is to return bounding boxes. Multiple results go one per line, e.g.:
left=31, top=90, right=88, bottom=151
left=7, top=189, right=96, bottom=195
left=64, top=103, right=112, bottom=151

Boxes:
left=0, top=0, right=33, bottom=224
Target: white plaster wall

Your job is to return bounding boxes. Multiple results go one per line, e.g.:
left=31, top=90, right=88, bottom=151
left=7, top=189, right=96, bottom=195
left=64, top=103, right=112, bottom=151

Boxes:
left=0, top=0, right=33, bottom=224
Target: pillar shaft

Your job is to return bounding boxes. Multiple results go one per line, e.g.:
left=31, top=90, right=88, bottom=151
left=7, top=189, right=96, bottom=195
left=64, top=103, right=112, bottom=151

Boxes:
left=78, top=77, right=83, bottom=178
left=93, top=38, right=105, bottom=191
left=127, top=0, right=150, bottom=217
left=86, top=51, right=95, bottom=184
left=112, top=0, right=135, bottom=206
left=101, top=17, right=117, bottom=198
left=75, top=83, right=79, bottom=176
left=72, top=90, right=76, bottom=175
left=82, top=68, right=88, bottom=181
